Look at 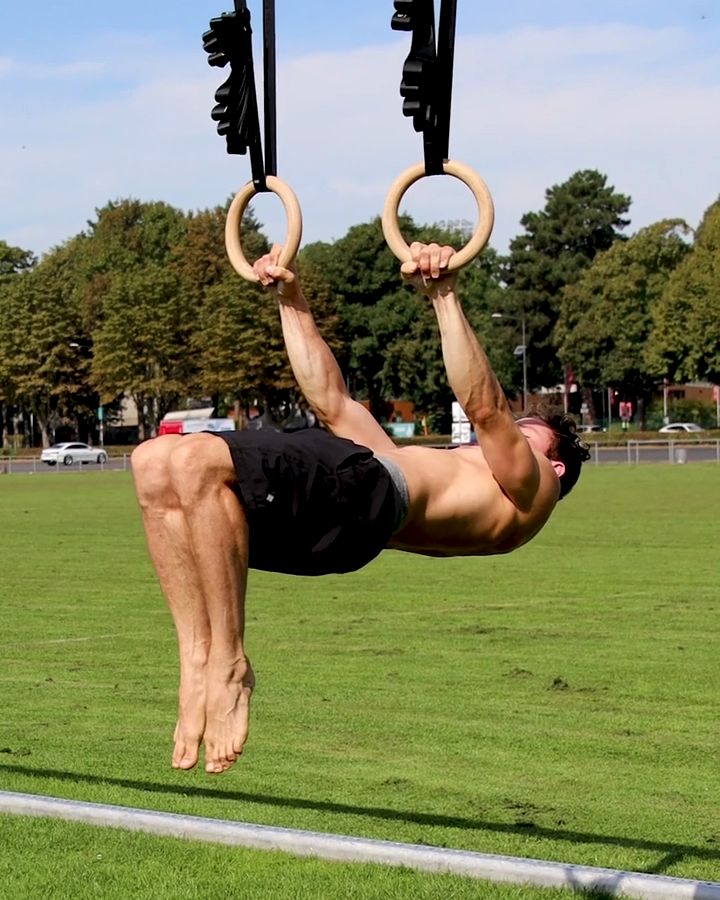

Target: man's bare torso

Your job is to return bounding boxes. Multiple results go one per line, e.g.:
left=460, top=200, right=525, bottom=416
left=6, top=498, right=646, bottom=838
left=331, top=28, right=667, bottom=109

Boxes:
left=379, top=444, right=560, bottom=557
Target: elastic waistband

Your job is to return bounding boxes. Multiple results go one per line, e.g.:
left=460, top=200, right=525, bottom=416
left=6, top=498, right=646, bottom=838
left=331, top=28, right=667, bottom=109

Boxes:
left=375, top=455, right=410, bottom=533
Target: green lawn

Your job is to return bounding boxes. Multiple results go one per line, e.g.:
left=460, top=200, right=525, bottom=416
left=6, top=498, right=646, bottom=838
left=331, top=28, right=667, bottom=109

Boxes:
left=0, top=466, right=718, bottom=898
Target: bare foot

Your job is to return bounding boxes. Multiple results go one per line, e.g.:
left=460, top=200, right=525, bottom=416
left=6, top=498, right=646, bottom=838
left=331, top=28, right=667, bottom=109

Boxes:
left=204, top=658, right=255, bottom=774
left=171, top=667, right=207, bottom=770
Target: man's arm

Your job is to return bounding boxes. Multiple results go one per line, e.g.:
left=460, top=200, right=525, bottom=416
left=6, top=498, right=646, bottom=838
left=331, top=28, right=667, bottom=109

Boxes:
left=253, top=247, right=396, bottom=452
left=402, top=243, right=541, bottom=511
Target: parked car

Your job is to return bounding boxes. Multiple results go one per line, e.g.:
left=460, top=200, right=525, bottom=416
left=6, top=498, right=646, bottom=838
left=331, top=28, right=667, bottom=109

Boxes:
left=41, top=442, right=108, bottom=466
left=658, top=422, right=705, bottom=434
left=579, top=424, right=603, bottom=433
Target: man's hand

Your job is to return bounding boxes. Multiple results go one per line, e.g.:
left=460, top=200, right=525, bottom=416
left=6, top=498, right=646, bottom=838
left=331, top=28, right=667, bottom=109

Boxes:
left=400, top=242, right=457, bottom=297
left=253, top=244, right=301, bottom=302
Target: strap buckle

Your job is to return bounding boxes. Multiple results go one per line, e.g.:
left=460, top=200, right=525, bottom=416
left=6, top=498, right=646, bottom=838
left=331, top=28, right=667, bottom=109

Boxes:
left=391, top=0, right=457, bottom=176
left=202, top=0, right=277, bottom=192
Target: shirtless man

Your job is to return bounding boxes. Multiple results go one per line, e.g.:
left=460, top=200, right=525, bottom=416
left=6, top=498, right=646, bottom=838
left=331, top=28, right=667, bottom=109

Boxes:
left=131, top=242, right=589, bottom=775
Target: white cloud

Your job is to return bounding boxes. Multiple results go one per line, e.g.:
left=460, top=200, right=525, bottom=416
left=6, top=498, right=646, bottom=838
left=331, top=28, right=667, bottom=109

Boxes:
left=0, top=22, right=718, bottom=258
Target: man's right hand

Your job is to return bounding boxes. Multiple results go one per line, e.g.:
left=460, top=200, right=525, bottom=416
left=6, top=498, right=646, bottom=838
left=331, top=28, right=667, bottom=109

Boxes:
left=400, top=242, right=457, bottom=298
left=253, top=244, right=300, bottom=301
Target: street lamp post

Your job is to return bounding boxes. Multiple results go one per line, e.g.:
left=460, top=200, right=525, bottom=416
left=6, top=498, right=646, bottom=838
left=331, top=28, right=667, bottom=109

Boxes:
left=492, top=312, right=528, bottom=411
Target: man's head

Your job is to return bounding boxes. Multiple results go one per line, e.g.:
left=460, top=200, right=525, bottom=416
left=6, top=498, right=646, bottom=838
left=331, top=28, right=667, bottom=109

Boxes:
left=516, top=414, right=591, bottom=500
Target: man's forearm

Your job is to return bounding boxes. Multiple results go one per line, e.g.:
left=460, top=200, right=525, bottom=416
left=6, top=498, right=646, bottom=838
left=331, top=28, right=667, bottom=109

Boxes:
left=276, top=291, right=348, bottom=422
left=431, top=290, right=510, bottom=425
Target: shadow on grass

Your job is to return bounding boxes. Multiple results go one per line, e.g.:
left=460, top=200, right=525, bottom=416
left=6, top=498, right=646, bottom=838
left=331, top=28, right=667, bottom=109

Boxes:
left=1, top=762, right=717, bottom=880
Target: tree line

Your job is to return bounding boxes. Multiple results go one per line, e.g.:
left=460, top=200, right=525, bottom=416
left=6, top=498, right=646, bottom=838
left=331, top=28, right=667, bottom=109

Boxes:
left=1, top=168, right=718, bottom=447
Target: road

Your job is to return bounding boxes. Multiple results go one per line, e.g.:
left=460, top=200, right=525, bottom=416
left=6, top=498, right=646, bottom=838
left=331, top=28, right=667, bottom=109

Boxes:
left=1, top=456, right=132, bottom=475
left=3, top=440, right=719, bottom=475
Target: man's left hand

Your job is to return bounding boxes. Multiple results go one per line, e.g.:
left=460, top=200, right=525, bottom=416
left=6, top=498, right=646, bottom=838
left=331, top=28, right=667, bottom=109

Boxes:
left=400, top=242, right=457, bottom=297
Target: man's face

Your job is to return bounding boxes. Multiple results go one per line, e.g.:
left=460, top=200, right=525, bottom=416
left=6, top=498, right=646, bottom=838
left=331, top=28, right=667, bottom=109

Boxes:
left=516, top=417, right=566, bottom=480
left=516, top=417, right=554, bottom=456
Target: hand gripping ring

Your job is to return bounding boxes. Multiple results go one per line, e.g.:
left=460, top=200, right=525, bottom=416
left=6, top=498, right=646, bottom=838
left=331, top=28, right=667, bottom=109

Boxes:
left=381, top=160, right=495, bottom=272
left=225, top=176, right=303, bottom=282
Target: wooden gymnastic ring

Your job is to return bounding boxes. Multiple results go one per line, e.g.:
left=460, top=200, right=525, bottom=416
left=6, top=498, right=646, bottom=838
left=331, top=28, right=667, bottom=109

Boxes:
left=381, top=159, right=495, bottom=272
left=225, top=175, right=303, bottom=282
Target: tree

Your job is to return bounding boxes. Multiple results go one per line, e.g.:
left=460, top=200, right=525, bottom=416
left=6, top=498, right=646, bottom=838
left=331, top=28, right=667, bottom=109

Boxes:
left=301, top=217, right=506, bottom=428
left=503, top=170, right=631, bottom=390
left=381, top=246, right=508, bottom=429
left=193, top=254, right=342, bottom=418
left=0, top=240, right=37, bottom=444
left=91, top=264, right=195, bottom=439
left=301, top=218, right=407, bottom=406
left=77, top=199, right=189, bottom=334
left=69, top=199, right=198, bottom=438
left=646, top=199, right=720, bottom=386
left=0, top=240, right=36, bottom=278
left=0, top=242, right=95, bottom=446
left=181, top=204, right=303, bottom=418
left=172, top=203, right=268, bottom=304
left=555, top=220, right=691, bottom=426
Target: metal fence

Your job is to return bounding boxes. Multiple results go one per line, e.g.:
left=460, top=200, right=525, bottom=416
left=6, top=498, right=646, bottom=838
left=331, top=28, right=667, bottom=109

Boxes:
left=0, top=455, right=131, bottom=475
left=2, top=443, right=720, bottom=475
left=586, top=439, right=720, bottom=466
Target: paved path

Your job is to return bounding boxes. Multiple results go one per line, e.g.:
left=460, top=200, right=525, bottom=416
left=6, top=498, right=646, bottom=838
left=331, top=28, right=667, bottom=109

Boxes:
left=3, top=440, right=719, bottom=475
left=1, top=456, right=131, bottom=475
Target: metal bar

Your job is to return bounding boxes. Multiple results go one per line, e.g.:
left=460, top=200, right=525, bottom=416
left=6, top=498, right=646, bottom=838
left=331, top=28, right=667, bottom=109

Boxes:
left=0, top=792, right=719, bottom=899
left=262, top=0, right=277, bottom=177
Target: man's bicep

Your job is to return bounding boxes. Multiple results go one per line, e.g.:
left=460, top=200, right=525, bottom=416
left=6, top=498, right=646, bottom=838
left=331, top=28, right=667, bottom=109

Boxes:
left=474, top=420, right=540, bottom=511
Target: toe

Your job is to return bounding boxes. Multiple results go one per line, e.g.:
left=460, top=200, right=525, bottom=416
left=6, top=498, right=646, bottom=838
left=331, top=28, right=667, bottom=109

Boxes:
left=172, top=731, right=200, bottom=770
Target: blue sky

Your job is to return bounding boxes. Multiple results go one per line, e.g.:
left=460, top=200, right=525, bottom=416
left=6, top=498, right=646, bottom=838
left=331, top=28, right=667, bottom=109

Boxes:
left=1, top=1, right=718, bottom=257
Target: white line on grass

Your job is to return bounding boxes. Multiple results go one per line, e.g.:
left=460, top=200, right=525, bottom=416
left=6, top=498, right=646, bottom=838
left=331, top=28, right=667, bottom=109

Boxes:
left=0, top=633, right=137, bottom=647
left=0, top=791, right=719, bottom=899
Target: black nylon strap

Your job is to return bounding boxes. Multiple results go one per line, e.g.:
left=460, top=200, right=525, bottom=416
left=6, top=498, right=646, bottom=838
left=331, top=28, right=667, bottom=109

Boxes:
left=202, top=0, right=278, bottom=192
left=263, top=0, right=277, bottom=178
left=391, top=0, right=457, bottom=175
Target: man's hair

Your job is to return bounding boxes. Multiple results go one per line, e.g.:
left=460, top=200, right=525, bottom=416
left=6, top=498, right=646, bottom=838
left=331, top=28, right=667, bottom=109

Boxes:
left=533, top=412, right=591, bottom=500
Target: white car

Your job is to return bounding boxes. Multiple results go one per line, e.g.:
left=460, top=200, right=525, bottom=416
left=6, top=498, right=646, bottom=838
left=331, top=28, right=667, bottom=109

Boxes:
left=41, top=442, right=108, bottom=466
left=658, top=422, right=705, bottom=434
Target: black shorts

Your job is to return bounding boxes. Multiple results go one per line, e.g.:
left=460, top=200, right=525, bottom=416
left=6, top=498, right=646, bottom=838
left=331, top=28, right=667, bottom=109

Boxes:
left=212, top=429, right=399, bottom=576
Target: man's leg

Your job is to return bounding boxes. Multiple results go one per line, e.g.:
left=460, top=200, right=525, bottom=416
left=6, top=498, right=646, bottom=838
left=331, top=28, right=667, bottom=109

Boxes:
left=132, top=435, right=211, bottom=769
left=132, top=433, right=254, bottom=774
left=163, top=433, right=255, bottom=774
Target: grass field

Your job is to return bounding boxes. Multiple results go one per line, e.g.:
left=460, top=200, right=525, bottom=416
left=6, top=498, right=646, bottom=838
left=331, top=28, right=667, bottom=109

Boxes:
left=0, top=466, right=718, bottom=898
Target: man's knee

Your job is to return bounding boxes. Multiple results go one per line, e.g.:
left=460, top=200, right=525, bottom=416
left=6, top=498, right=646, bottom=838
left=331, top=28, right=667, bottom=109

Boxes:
left=131, top=436, right=179, bottom=507
left=167, top=434, right=235, bottom=508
